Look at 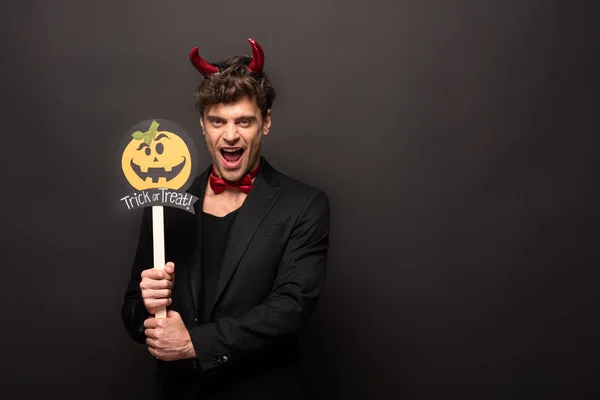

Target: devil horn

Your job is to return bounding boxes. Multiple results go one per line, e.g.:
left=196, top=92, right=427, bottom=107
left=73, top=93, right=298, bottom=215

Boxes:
left=189, top=47, right=220, bottom=76
left=247, top=38, right=264, bottom=75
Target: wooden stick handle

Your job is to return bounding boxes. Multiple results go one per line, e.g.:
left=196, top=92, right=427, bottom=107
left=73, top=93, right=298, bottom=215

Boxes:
left=152, top=206, right=167, bottom=319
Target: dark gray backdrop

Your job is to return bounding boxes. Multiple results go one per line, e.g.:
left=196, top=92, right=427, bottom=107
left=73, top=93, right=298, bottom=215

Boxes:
left=2, top=1, right=599, bottom=399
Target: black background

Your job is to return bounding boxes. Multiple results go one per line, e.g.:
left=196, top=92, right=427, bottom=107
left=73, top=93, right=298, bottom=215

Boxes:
left=2, top=1, right=599, bottom=399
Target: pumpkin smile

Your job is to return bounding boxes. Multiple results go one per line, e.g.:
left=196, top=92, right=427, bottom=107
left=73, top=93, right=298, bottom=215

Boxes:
left=130, top=157, right=187, bottom=183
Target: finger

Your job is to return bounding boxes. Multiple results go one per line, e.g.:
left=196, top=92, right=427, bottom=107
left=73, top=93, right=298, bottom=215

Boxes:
left=143, top=317, right=160, bottom=329
left=141, top=269, right=173, bottom=281
left=167, top=310, right=181, bottom=320
left=141, top=268, right=162, bottom=279
left=147, top=346, right=159, bottom=358
left=164, top=262, right=175, bottom=275
left=141, top=279, right=172, bottom=290
left=144, top=327, right=157, bottom=339
left=145, top=315, right=168, bottom=326
left=141, top=288, right=171, bottom=300
left=143, top=319, right=155, bottom=329
left=144, top=298, right=172, bottom=312
left=145, top=320, right=165, bottom=333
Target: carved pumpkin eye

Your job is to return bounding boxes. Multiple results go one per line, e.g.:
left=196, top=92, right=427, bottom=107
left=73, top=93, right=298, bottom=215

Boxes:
left=156, top=143, right=164, bottom=155
left=145, top=147, right=151, bottom=156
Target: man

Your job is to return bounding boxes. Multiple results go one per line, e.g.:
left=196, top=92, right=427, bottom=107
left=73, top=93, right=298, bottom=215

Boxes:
left=121, top=38, right=331, bottom=400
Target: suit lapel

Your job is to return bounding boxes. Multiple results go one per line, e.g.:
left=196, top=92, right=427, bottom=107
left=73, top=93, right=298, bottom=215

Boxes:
left=209, top=158, right=282, bottom=318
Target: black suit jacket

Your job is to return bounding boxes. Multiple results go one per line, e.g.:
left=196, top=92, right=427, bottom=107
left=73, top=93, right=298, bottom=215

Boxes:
left=121, top=157, right=330, bottom=400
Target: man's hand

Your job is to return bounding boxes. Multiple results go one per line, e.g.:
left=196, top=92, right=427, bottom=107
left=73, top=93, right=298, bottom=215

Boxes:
left=140, top=262, right=175, bottom=314
left=144, top=310, right=197, bottom=361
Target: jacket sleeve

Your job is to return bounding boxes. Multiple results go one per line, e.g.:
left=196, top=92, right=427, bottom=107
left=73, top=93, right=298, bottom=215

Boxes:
left=189, top=189, right=331, bottom=371
left=121, top=207, right=152, bottom=344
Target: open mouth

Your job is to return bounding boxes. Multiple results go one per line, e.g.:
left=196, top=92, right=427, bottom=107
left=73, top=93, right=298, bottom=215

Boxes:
left=220, top=148, right=244, bottom=168
left=130, top=157, right=186, bottom=183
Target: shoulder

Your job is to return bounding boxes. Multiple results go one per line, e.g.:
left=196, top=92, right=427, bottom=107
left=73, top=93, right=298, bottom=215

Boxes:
left=280, top=171, right=328, bottom=198
left=270, top=169, right=331, bottom=242
left=273, top=168, right=330, bottom=218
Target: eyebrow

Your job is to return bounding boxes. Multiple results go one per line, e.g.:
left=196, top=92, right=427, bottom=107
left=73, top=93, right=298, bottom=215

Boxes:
left=235, top=116, right=257, bottom=122
left=205, top=115, right=257, bottom=122
left=136, top=142, right=149, bottom=151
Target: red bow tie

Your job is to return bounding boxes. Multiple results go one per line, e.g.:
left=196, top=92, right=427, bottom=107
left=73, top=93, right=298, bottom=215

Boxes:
left=209, top=164, right=260, bottom=194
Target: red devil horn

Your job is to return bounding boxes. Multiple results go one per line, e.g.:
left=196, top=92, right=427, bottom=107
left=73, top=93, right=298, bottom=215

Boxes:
left=190, top=46, right=220, bottom=76
left=247, top=38, right=264, bottom=75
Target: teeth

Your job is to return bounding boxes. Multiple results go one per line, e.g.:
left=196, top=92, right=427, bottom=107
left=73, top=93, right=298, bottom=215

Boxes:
left=145, top=177, right=153, bottom=183
left=141, top=166, right=148, bottom=172
left=158, top=177, right=167, bottom=183
left=222, top=148, right=241, bottom=152
left=164, top=165, right=172, bottom=172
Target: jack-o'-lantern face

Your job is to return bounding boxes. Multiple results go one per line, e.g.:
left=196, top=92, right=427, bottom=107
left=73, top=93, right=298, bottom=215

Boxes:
left=121, top=121, right=192, bottom=191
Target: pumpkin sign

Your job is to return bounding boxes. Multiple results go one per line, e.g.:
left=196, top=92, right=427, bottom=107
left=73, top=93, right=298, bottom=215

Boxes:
left=121, top=120, right=192, bottom=191
left=116, top=119, right=199, bottom=214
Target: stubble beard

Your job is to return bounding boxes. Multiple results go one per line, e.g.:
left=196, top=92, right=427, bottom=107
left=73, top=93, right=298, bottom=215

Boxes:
left=209, top=123, right=263, bottom=182
left=209, top=145, right=260, bottom=183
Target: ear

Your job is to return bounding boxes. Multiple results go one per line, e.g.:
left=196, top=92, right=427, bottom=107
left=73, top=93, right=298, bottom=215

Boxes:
left=199, top=115, right=205, bottom=136
left=262, top=109, right=272, bottom=136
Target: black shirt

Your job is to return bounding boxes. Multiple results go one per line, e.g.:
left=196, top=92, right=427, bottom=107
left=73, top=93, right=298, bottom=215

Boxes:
left=200, top=209, right=239, bottom=322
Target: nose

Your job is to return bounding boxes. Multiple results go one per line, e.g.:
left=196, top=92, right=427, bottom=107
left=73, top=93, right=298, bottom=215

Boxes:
left=222, top=123, right=239, bottom=143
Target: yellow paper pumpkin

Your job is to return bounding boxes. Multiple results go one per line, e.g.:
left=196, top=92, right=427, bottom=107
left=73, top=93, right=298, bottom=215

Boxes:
left=121, top=121, right=192, bottom=191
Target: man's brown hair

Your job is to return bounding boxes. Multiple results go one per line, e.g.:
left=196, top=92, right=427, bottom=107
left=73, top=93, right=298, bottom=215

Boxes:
left=194, top=55, right=276, bottom=119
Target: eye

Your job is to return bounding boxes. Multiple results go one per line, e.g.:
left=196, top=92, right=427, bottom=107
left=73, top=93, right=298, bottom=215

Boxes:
left=145, top=147, right=151, bottom=156
left=156, top=143, right=164, bottom=155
